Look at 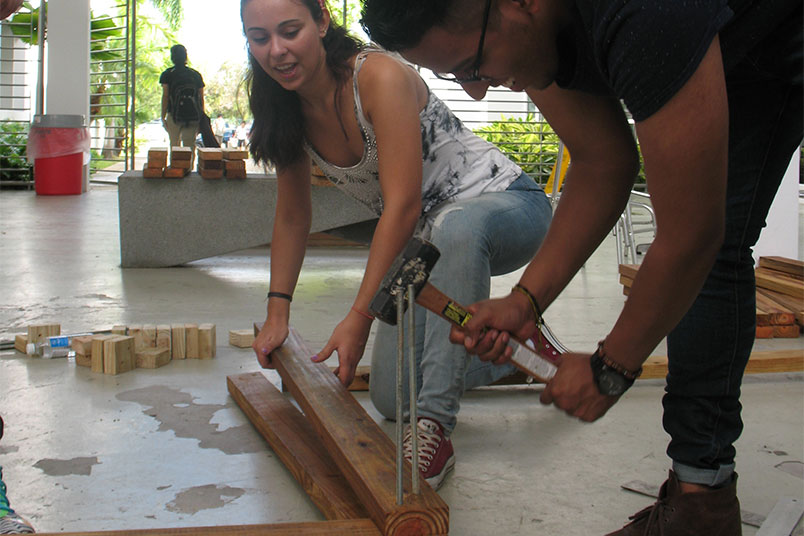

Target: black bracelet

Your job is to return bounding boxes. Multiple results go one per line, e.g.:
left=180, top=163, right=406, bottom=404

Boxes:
left=267, top=291, right=293, bottom=302
left=511, top=283, right=542, bottom=325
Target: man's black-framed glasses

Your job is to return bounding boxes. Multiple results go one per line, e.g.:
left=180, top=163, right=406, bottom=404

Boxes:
left=433, top=0, right=493, bottom=84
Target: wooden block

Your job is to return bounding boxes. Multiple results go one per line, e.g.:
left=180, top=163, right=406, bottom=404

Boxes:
left=224, top=159, right=246, bottom=171
left=757, top=288, right=804, bottom=327
left=199, top=159, right=224, bottom=170
left=75, top=352, right=92, bottom=368
left=197, top=147, right=223, bottom=161
left=103, top=336, right=135, bottom=375
left=228, top=372, right=371, bottom=520
left=199, top=323, right=216, bottom=358
left=756, top=325, right=774, bottom=338
left=225, top=169, right=247, bottom=179
left=619, top=274, right=634, bottom=289
left=200, top=169, right=224, bottom=179
left=229, top=329, right=255, bottom=348
left=755, top=309, right=772, bottom=327
left=272, top=327, right=449, bottom=535
left=772, top=324, right=801, bottom=338
left=112, top=325, right=127, bottom=335
left=148, top=147, right=168, bottom=157
left=171, top=146, right=192, bottom=159
left=142, top=325, right=157, bottom=349
left=759, top=256, right=804, bottom=279
left=128, top=325, right=144, bottom=351
left=136, top=347, right=171, bottom=369
left=756, top=267, right=804, bottom=299
left=30, top=520, right=382, bottom=535
left=618, top=264, right=640, bottom=280
left=71, top=335, right=93, bottom=356
left=143, top=165, right=164, bottom=178
left=171, top=324, right=186, bottom=359
left=185, top=323, right=199, bottom=358
left=14, top=334, right=27, bottom=354
left=164, top=166, right=189, bottom=178
left=222, top=148, right=248, bottom=160
left=27, top=324, right=60, bottom=345
left=756, top=291, right=796, bottom=325
left=156, top=325, right=172, bottom=352
left=91, top=334, right=117, bottom=374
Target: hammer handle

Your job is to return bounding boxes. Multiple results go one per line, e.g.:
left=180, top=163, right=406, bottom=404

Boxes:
left=416, top=284, right=562, bottom=383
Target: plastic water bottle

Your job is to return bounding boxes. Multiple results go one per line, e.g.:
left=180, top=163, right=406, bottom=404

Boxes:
left=26, top=333, right=92, bottom=359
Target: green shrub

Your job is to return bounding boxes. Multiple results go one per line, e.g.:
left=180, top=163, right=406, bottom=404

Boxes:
left=0, top=121, right=32, bottom=182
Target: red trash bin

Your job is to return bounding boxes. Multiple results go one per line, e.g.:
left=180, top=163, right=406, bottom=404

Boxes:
left=27, top=114, right=90, bottom=195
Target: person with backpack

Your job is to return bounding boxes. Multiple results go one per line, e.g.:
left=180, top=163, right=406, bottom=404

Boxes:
left=160, top=44, right=205, bottom=164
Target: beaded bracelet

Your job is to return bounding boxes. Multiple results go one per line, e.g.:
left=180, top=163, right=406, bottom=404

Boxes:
left=511, top=283, right=543, bottom=328
left=267, top=291, right=293, bottom=302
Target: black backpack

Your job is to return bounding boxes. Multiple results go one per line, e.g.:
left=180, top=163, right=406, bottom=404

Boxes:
left=170, top=76, right=200, bottom=126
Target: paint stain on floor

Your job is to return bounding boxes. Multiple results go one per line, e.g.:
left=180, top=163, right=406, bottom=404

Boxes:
left=166, top=484, right=245, bottom=515
left=116, top=385, right=265, bottom=455
left=33, top=456, right=99, bottom=476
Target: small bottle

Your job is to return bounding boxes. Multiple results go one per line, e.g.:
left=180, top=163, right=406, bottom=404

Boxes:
left=26, top=333, right=91, bottom=359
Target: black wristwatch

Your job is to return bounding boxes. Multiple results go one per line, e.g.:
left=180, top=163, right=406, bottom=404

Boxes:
left=590, top=346, right=641, bottom=396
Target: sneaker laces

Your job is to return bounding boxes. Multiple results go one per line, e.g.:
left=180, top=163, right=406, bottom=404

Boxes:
left=403, top=419, right=442, bottom=472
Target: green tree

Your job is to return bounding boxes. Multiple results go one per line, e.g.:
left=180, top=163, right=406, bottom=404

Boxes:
left=204, top=60, right=250, bottom=123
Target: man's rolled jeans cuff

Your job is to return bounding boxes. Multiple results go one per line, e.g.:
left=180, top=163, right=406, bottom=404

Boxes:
left=673, top=461, right=734, bottom=487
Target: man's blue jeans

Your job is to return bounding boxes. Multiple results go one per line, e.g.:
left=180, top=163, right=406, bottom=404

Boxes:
left=665, top=10, right=803, bottom=486
left=369, top=173, right=552, bottom=434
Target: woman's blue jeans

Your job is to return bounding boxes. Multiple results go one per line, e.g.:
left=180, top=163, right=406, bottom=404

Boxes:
left=369, top=173, right=552, bottom=434
left=665, top=12, right=803, bottom=486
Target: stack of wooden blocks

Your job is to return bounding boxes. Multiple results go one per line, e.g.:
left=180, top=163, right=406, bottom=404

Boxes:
left=13, top=323, right=217, bottom=375
left=619, top=256, right=803, bottom=339
left=165, top=146, right=193, bottom=178
left=197, top=147, right=224, bottom=179
left=222, top=148, right=248, bottom=179
left=197, top=148, right=248, bottom=179
left=143, top=147, right=168, bottom=178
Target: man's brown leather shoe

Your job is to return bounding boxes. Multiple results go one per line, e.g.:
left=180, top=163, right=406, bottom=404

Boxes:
left=605, top=470, right=741, bottom=536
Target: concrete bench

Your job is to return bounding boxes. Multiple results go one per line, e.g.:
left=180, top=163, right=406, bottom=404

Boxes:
left=118, top=171, right=377, bottom=267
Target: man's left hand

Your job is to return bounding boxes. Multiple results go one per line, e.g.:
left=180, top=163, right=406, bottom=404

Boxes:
left=541, top=353, right=620, bottom=422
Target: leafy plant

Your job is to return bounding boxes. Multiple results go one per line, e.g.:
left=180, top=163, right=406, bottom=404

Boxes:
left=474, top=113, right=560, bottom=183
left=0, top=122, right=32, bottom=181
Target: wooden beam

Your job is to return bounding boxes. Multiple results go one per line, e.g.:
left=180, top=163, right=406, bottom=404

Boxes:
left=759, top=256, right=804, bottom=279
left=272, top=328, right=449, bottom=536
left=641, top=350, right=804, bottom=380
left=756, top=267, right=803, bottom=299
left=227, top=372, right=370, bottom=521
left=34, top=520, right=382, bottom=536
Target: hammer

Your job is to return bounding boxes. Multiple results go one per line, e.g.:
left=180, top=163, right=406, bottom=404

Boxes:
left=369, top=237, right=566, bottom=383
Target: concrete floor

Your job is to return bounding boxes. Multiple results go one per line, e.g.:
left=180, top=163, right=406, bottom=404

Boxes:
left=0, top=184, right=802, bottom=535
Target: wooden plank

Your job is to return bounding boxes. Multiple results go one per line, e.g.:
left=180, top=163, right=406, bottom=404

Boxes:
left=34, top=519, right=382, bottom=536
left=755, top=291, right=796, bottom=325
left=641, top=350, right=804, bottom=379
left=772, top=324, right=801, bottom=338
left=199, top=324, right=216, bottom=358
left=197, top=147, right=223, bottom=161
left=759, top=256, right=804, bottom=279
left=227, top=373, right=370, bottom=521
left=618, top=264, right=639, bottom=280
left=272, top=328, right=449, bottom=536
left=756, top=267, right=804, bottom=299
left=757, top=288, right=804, bottom=326
left=755, top=496, right=804, bottom=536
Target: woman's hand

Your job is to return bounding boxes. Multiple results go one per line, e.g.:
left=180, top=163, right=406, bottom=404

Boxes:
left=312, top=310, right=373, bottom=386
left=253, top=320, right=289, bottom=369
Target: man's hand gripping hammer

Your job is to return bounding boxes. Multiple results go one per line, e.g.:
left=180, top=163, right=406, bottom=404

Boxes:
left=369, top=237, right=566, bottom=383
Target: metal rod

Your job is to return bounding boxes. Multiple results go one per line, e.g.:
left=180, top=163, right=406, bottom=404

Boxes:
left=128, top=0, right=136, bottom=171
left=395, top=291, right=404, bottom=505
left=35, top=0, right=45, bottom=115
left=407, top=284, right=419, bottom=495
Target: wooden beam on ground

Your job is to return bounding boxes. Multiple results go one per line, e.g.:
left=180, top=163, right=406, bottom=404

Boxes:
left=227, top=372, right=370, bottom=521
left=641, top=350, right=804, bottom=380
left=756, top=267, right=803, bottom=299
left=34, top=520, right=382, bottom=536
left=271, top=328, right=449, bottom=536
left=759, top=256, right=804, bottom=279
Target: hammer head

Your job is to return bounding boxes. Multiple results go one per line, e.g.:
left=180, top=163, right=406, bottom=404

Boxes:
left=369, top=237, right=441, bottom=325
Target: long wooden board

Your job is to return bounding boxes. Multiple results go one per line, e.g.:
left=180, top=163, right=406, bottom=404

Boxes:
left=757, top=288, right=804, bottom=326
left=759, top=256, right=804, bottom=279
left=227, top=373, right=370, bottom=521
left=34, top=520, right=382, bottom=536
left=272, top=328, right=449, bottom=536
left=755, top=267, right=803, bottom=298
left=641, top=350, right=804, bottom=380
left=755, top=291, right=796, bottom=325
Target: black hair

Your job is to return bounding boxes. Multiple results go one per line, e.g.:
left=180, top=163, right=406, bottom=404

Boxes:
left=170, top=44, right=187, bottom=65
left=360, top=0, right=455, bottom=51
left=242, top=0, right=362, bottom=169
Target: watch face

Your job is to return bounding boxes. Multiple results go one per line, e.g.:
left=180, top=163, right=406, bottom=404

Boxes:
left=597, top=370, right=628, bottom=396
